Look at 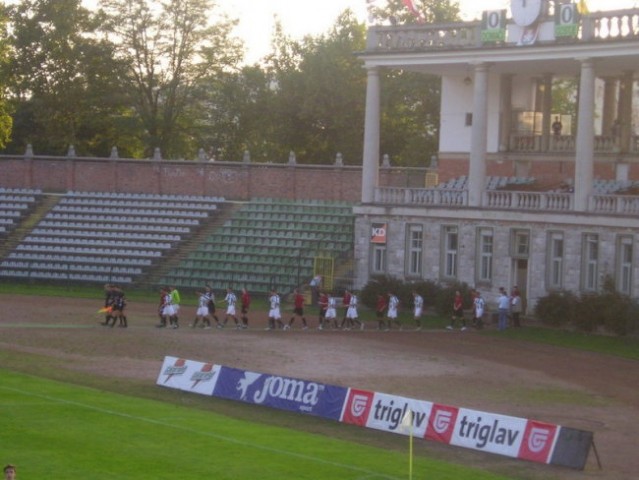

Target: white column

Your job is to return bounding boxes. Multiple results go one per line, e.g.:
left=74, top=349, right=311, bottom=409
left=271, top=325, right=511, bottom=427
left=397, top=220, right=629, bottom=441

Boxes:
left=468, top=63, right=489, bottom=207
left=574, top=58, right=595, bottom=212
left=541, top=73, right=553, bottom=151
left=362, top=66, right=381, bottom=204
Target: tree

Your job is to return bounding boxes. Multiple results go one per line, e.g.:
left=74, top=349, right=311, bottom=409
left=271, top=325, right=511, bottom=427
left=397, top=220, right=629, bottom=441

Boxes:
left=0, top=6, right=13, bottom=149
left=369, top=0, right=462, bottom=166
left=263, top=10, right=367, bottom=164
left=5, top=0, right=126, bottom=155
left=100, top=0, right=243, bottom=158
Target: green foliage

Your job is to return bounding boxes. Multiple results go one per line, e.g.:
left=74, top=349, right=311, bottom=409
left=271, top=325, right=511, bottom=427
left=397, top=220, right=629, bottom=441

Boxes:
left=534, top=290, right=577, bottom=327
left=535, top=284, right=637, bottom=336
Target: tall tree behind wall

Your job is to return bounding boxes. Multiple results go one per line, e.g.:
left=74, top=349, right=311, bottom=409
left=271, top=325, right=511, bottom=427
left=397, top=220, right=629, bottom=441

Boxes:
left=0, top=5, right=13, bottom=149
left=99, top=0, right=243, bottom=159
left=368, top=0, right=461, bottom=166
left=5, top=0, right=132, bottom=156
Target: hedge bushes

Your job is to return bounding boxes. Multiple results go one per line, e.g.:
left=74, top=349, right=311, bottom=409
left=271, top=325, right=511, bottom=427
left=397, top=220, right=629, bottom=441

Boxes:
left=360, top=275, right=474, bottom=317
left=534, top=278, right=638, bottom=336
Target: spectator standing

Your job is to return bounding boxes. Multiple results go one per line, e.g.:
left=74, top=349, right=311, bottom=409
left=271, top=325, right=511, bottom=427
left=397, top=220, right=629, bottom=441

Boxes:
left=497, top=287, right=510, bottom=331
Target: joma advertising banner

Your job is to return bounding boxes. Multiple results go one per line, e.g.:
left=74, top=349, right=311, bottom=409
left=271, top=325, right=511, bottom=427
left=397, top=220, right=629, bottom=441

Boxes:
left=212, top=365, right=348, bottom=420
left=157, top=357, right=592, bottom=470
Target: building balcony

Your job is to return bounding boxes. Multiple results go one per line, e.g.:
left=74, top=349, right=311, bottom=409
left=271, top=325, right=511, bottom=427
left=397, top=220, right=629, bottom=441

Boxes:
left=373, top=186, right=639, bottom=215
left=509, top=134, right=639, bottom=154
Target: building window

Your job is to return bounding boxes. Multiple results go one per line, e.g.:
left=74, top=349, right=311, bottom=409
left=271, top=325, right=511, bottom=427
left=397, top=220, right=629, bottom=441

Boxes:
left=441, top=225, right=458, bottom=279
left=546, top=231, right=564, bottom=290
left=371, top=244, right=387, bottom=274
left=582, top=233, right=599, bottom=292
left=406, top=224, right=423, bottom=277
left=616, top=235, right=633, bottom=295
left=510, top=229, right=530, bottom=258
left=476, top=228, right=493, bottom=283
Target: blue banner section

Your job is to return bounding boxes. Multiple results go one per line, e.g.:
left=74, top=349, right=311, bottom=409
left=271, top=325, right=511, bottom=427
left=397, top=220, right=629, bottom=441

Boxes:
left=212, top=366, right=347, bottom=420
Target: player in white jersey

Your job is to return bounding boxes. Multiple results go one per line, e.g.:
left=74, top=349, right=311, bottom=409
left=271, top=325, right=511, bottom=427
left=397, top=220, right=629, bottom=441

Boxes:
left=325, top=295, right=337, bottom=328
left=386, top=292, right=401, bottom=330
left=162, top=290, right=178, bottom=328
left=191, top=287, right=213, bottom=329
left=266, top=289, right=283, bottom=330
left=222, top=287, right=239, bottom=328
left=473, top=290, right=485, bottom=329
left=344, top=291, right=361, bottom=330
left=412, top=291, right=424, bottom=331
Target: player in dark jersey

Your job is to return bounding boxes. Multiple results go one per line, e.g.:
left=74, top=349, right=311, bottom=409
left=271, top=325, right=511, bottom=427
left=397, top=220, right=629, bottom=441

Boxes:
left=112, top=286, right=127, bottom=328
left=286, top=288, right=308, bottom=330
left=101, top=284, right=116, bottom=327
left=240, top=287, right=250, bottom=329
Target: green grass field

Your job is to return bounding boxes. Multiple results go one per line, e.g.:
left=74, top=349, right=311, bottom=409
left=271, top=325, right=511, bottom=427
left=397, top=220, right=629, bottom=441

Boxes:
left=1, top=370, right=514, bottom=479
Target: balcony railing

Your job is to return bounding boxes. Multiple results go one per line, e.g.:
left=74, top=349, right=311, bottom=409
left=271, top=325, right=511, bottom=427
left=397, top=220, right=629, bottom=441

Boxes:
left=373, top=187, right=638, bottom=215
left=366, top=9, right=639, bottom=53
left=509, top=134, right=638, bottom=153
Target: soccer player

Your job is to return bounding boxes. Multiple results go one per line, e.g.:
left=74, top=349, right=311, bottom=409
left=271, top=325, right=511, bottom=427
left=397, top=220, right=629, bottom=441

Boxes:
left=168, top=286, right=181, bottom=328
left=412, top=291, right=423, bottom=331
left=339, top=289, right=352, bottom=329
left=375, top=293, right=387, bottom=330
left=240, top=287, right=250, bottom=329
left=100, top=284, right=116, bottom=327
left=266, top=288, right=282, bottom=330
left=325, top=294, right=338, bottom=329
left=287, top=288, right=307, bottom=330
left=473, top=290, right=485, bottom=330
left=156, top=287, right=167, bottom=328
left=317, top=291, right=328, bottom=330
left=192, top=287, right=213, bottom=329
left=112, top=285, right=128, bottom=328
left=344, top=290, right=361, bottom=330
left=163, top=288, right=178, bottom=329
left=222, top=287, right=239, bottom=328
left=386, top=292, right=401, bottom=330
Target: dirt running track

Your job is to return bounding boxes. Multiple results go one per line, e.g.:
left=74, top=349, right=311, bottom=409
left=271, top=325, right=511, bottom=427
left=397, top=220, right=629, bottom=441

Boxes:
left=1, top=294, right=638, bottom=480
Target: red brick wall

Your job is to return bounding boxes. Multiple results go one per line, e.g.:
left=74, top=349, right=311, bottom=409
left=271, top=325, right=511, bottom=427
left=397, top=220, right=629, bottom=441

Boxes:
left=0, top=155, right=429, bottom=201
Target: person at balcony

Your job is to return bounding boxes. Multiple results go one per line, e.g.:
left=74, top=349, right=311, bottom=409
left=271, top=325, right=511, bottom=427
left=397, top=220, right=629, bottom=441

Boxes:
left=497, top=287, right=510, bottom=331
left=552, top=116, right=563, bottom=136
left=611, top=118, right=621, bottom=139
left=510, top=286, right=523, bottom=328
left=447, top=290, right=467, bottom=331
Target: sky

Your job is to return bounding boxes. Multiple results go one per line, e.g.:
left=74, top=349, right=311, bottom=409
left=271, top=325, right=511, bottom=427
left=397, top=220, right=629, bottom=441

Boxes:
left=225, top=0, right=637, bottom=64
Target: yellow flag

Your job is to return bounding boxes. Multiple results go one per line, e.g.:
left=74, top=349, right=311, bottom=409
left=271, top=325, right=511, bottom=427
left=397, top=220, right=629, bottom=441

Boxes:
left=577, top=0, right=589, bottom=14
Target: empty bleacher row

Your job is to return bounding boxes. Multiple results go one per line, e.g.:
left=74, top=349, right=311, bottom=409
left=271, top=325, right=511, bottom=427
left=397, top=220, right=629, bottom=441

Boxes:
left=439, top=176, right=536, bottom=190
left=162, top=198, right=354, bottom=292
left=0, top=188, right=42, bottom=237
left=0, top=191, right=225, bottom=284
